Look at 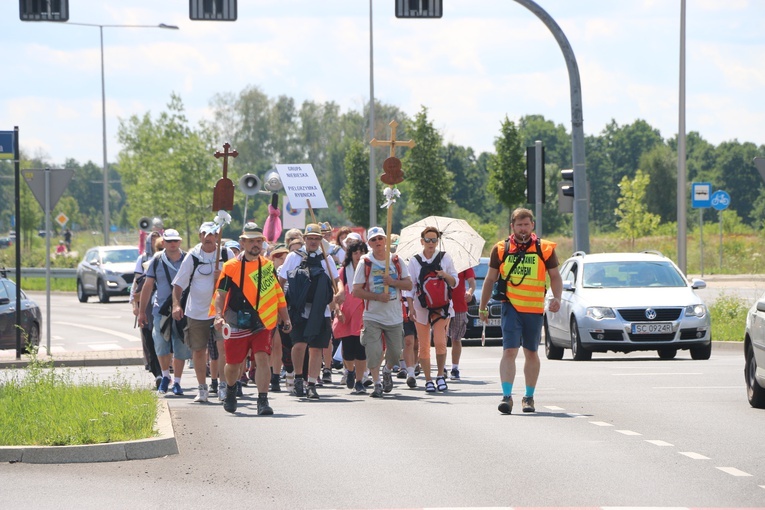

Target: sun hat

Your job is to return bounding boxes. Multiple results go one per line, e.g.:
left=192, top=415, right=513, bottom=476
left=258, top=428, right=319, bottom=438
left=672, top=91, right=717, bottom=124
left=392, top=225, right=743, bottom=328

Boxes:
left=162, top=229, right=182, bottom=241
left=240, top=222, right=265, bottom=240
left=304, top=223, right=323, bottom=238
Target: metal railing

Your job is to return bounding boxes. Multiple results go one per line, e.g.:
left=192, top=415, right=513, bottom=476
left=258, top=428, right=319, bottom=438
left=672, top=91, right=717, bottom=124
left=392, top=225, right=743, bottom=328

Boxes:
left=7, top=268, right=78, bottom=278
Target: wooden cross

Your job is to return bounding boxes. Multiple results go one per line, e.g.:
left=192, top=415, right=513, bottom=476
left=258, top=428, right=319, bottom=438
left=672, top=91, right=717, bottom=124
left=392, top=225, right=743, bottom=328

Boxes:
left=214, top=142, right=238, bottom=179
left=370, top=120, right=415, bottom=291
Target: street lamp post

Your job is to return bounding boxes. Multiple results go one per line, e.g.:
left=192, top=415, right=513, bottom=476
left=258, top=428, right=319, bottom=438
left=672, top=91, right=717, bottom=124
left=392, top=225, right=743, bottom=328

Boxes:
left=57, top=22, right=179, bottom=245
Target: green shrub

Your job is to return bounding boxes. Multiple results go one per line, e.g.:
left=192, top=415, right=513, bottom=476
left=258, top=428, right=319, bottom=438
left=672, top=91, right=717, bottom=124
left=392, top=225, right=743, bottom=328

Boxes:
left=709, top=293, right=748, bottom=342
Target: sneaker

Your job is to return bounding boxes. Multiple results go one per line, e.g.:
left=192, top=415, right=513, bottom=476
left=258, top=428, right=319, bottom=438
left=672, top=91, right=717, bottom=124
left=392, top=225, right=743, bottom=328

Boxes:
left=397, top=368, right=407, bottom=379
left=522, top=396, right=535, bottom=413
left=270, top=373, right=281, bottom=393
left=306, top=384, right=320, bottom=400
left=294, top=378, right=305, bottom=397
left=239, top=374, right=249, bottom=387
left=154, top=376, right=163, bottom=390
left=218, top=382, right=228, bottom=401
left=157, top=376, right=171, bottom=395
left=257, top=395, right=273, bottom=416
left=194, top=385, right=209, bottom=403
left=172, top=382, right=184, bottom=396
left=236, top=380, right=243, bottom=397
left=331, top=359, right=344, bottom=370
left=322, top=368, right=332, bottom=384
left=406, top=375, right=417, bottom=389
left=362, top=375, right=373, bottom=387
left=285, top=372, right=295, bottom=391
left=352, top=381, right=366, bottom=394
left=209, top=380, right=218, bottom=395
left=223, top=386, right=237, bottom=413
left=436, top=376, right=448, bottom=392
left=425, top=380, right=436, bottom=393
left=248, top=368, right=256, bottom=384
left=382, top=370, right=393, bottom=393
left=370, top=384, right=384, bottom=398
left=340, top=371, right=348, bottom=386
left=450, top=368, right=460, bottom=380
left=498, top=395, right=513, bottom=415
left=345, top=370, right=355, bottom=390
left=414, top=364, right=421, bottom=376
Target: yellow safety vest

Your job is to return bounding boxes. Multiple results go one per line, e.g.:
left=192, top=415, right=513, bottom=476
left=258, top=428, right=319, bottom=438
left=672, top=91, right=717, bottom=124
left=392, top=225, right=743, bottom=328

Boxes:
left=496, top=238, right=556, bottom=314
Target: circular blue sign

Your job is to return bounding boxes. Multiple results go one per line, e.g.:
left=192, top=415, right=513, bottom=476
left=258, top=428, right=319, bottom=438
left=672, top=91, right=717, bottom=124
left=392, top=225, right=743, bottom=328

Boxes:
left=711, top=190, right=730, bottom=211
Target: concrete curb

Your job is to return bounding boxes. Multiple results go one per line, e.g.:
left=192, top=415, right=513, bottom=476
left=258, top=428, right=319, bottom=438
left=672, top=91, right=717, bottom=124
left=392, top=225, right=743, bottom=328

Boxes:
left=0, top=399, right=178, bottom=464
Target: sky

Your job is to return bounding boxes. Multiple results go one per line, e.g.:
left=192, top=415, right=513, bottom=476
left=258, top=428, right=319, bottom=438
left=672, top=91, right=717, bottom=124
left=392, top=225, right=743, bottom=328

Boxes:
left=1, top=0, right=763, bottom=168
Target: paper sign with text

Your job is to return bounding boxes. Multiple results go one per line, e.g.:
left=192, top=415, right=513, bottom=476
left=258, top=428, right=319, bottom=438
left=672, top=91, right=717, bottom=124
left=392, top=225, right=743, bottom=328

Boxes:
left=275, top=164, right=327, bottom=209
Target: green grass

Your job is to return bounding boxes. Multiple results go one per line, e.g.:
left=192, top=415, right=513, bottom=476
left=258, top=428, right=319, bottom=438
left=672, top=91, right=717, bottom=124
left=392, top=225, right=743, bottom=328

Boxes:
left=0, top=353, right=158, bottom=446
left=19, top=277, right=76, bottom=292
left=709, top=293, right=749, bottom=342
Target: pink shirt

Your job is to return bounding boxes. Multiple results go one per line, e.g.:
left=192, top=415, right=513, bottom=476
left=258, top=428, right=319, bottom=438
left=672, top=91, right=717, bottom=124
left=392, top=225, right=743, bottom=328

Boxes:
left=332, top=264, right=364, bottom=338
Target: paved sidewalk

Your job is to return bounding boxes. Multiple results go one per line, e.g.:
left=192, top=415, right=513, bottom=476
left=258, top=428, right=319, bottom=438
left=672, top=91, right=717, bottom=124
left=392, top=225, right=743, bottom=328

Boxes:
left=0, top=348, right=144, bottom=369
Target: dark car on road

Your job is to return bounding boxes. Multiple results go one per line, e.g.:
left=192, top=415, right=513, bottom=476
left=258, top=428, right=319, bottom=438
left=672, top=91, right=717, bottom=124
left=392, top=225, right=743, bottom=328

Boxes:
left=76, top=246, right=139, bottom=303
left=0, top=268, right=41, bottom=351
left=465, top=257, right=503, bottom=340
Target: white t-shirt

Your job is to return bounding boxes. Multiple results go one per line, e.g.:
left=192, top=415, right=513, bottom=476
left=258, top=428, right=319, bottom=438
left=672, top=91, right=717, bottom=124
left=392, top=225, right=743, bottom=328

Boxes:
left=407, top=250, right=459, bottom=325
left=172, top=244, right=234, bottom=320
left=353, top=253, right=409, bottom=326
left=280, top=249, right=339, bottom=318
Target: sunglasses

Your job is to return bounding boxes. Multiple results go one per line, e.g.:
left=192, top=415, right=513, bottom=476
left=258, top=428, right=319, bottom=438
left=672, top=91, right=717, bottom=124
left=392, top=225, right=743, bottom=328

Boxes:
left=369, top=236, right=385, bottom=243
left=422, top=238, right=439, bottom=244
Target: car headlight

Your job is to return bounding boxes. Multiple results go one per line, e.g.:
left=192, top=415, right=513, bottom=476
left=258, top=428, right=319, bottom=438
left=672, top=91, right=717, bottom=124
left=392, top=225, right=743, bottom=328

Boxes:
left=685, top=304, right=707, bottom=317
left=586, top=307, right=616, bottom=320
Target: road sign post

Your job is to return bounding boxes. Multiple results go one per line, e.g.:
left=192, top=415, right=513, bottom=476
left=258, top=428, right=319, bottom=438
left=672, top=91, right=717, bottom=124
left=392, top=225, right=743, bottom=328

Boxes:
left=711, top=190, right=730, bottom=271
left=691, top=182, right=712, bottom=276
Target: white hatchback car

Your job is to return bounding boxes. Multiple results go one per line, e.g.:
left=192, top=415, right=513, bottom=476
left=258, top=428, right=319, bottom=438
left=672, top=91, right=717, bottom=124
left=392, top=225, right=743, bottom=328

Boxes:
left=744, top=293, right=765, bottom=408
left=544, top=251, right=711, bottom=361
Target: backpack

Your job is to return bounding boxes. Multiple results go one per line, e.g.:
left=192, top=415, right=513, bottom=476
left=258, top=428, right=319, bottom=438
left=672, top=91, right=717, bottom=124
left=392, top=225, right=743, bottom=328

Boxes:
left=362, top=254, right=402, bottom=310
left=285, top=252, right=334, bottom=323
left=414, top=252, right=452, bottom=319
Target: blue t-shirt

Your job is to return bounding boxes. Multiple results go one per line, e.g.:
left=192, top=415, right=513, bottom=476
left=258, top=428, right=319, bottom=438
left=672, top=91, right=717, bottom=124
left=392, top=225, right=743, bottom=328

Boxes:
left=145, top=251, right=185, bottom=314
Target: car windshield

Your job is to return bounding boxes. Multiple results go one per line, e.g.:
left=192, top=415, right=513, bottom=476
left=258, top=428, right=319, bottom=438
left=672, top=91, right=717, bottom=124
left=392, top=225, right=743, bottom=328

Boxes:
left=102, top=249, right=139, bottom=264
left=582, top=261, right=687, bottom=288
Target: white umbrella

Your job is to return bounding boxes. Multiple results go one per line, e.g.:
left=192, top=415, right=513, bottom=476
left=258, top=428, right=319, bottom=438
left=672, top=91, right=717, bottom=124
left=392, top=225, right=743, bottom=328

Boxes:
left=396, top=216, right=485, bottom=273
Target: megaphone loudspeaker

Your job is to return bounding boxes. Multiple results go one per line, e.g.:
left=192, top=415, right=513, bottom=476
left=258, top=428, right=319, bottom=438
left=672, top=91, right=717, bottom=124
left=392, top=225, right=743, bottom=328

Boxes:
left=138, top=217, right=151, bottom=232
left=239, top=173, right=261, bottom=196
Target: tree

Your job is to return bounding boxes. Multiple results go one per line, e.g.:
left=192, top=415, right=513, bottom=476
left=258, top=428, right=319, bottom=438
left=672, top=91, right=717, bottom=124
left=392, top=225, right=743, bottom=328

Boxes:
left=640, top=145, right=676, bottom=222
left=402, top=107, right=452, bottom=220
left=615, top=170, right=660, bottom=248
left=340, top=139, right=379, bottom=228
left=487, top=117, right=525, bottom=226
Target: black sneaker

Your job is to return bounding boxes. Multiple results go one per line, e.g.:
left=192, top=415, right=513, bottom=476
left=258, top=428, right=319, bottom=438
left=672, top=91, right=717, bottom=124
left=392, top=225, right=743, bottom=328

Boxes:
left=257, top=395, right=274, bottom=415
left=450, top=368, right=460, bottom=380
left=406, top=375, right=417, bottom=389
left=236, top=380, right=243, bottom=397
left=346, top=370, right=356, bottom=390
left=270, top=373, right=281, bottom=393
left=352, top=381, right=366, bottom=394
left=223, top=385, right=238, bottom=413
left=522, top=396, right=535, bottom=413
left=498, top=395, right=513, bottom=415
left=294, top=377, right=305, bottom=397
left=322, top=368, right=332, bottom=384
left=397, top=368, right=407, bottom=379
left=370, top=384, right=384, bottom=398
left=382, top=370, right=393, bottom=393
left=209, top=380, right=218, bottom=395
left=306, top=384, right=320, bottom=400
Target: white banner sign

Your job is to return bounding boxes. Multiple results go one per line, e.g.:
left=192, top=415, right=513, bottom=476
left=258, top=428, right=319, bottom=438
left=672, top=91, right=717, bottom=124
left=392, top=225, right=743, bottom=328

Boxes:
left=282, top=200, right=306, bottom=230
left=275, top=164, right=327, bottom=209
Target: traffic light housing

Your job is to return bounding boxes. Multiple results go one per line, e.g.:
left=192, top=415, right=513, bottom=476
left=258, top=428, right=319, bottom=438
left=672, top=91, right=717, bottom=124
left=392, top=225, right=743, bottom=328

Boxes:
left=524, top=146, right=545, bottom=204
left=19, top=0, right=68, bottom=21
left=395, top=0, right=443, bottom=18
left=558, top=169, right=574, bottom=213
left=190, top=0, right=237, bottom=21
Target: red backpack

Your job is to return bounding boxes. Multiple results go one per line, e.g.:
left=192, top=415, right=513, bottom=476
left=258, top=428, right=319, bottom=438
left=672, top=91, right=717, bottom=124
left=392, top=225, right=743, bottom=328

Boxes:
left=414, top=252, right=451, bottom=320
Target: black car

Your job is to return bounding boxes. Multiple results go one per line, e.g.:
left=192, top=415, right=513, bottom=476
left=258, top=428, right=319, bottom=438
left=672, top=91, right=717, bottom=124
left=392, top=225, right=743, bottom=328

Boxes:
left=0, top=237, right=12, bottom=249
left=0, top=268, right=42, bottom=351
left=465, top=257, right=503, bottom=339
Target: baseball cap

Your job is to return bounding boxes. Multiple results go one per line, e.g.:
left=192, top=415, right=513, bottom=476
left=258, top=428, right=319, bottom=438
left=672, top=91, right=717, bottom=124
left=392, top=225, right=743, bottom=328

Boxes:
left=199, top=221, right=217, bottom=235
left=367, top=226, right=386, bottom=240
left=344, top=232, right=362, bottom=247
left=240, top=222, right=265, bottom=240
left=162, top=229, right=182, bottom=241
left=304, top=223, right=323, bottom=237
left=224, top=240, right=240, bottom=251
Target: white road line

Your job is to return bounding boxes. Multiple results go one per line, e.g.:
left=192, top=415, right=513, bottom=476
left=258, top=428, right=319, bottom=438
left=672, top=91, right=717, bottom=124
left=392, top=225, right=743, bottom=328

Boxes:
left=590, top=421, right=614, bottom=427
left=544, top=405, right=565, bottom=411
left=55, top=321, right=140, bottom=342
left=652, top=386, right=740, bottom=389
left=760, top=485, right=765, bottom=490
left=716, top=466, right=752, bottom=477
left=679, top=451, right=710, bottom=460
left=612, top=372, right=703, bottom=376
left=645, top=440, right=674, bottom=446
left=566, top=413, right=586, bottom=418
left=616, top=429, right=642, bottom=436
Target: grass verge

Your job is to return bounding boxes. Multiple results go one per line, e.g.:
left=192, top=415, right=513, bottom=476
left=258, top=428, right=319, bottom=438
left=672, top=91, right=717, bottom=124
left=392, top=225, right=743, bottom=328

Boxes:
left=709, top=293, right=749, bottom=342
left=0, top=352, right=158, bottom=446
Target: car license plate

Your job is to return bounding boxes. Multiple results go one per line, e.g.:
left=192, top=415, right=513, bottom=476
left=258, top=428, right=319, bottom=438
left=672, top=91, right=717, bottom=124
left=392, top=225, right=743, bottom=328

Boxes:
left=631, top=322, right=672, bottom=334
left=475, top=318, right=501, bottom=327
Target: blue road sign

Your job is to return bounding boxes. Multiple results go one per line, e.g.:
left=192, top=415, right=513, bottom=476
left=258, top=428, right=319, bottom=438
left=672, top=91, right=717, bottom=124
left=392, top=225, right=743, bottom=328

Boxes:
left=0, top=131, right=14, bottom=160
left=711, top=190, right=730, bottom=211
left=691, top=182, right=712, bottom=208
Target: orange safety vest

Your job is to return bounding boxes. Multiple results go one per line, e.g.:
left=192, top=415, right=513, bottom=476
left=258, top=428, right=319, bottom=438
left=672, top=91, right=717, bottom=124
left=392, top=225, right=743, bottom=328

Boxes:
left=496, top=237, right=556, bottom=314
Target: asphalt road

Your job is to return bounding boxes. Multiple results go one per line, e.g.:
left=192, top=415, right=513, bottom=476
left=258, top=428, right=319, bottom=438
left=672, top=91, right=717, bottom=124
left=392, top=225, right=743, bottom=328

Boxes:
left=1, top=347, right=762, bottom=508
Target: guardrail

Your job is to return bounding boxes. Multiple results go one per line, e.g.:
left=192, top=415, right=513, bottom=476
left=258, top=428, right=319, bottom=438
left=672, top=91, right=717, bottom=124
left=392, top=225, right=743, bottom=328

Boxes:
left=7, top=268, right=78, bottom=278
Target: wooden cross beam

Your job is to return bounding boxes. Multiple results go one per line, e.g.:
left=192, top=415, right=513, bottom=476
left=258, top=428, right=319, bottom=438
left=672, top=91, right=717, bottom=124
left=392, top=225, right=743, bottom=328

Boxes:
left=214, top=142, right=238, bottom=179
left=370, top=120, right=415, bottom=156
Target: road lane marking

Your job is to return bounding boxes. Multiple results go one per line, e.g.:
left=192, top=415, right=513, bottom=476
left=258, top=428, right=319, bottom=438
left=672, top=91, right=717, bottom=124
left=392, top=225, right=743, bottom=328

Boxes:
left=716, top=466, right=752, bottom=477
left=652, top=386, right=740, bottom=389
left=679, top=451, right=709, bottom=460
left=612, top=372, right=703, bottom=376
left=544, top=406, right=565, bottom=411
left=590, top=421, right=613, bottom=427
left=645, top=440, right=674, bottom=446
left=566, top=413, right=586, bottom=418
left=55, top=321, right=140, bottom=342
left=616, top=429, right=642, bottom=436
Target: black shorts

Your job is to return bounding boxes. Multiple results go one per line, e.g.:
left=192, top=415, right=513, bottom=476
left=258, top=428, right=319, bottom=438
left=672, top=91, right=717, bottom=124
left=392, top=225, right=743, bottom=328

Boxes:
left=339, top=335, right=366, bottom=361
left=291, top=317, right=332, bottom=349
left=403, top=319, right=417, bottom=338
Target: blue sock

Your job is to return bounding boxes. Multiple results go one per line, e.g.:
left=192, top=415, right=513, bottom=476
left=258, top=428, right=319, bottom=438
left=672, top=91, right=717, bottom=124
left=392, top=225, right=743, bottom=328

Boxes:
left=501, top=382, right=513, bottom=397
left=525, top=385, right=535, bottom=398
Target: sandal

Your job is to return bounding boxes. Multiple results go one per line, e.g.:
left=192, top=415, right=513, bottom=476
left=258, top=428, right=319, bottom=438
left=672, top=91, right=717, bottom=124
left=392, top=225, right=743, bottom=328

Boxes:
left=436, top=376, right=448, bottom=392
left=425, top=381, right=436, bottom=393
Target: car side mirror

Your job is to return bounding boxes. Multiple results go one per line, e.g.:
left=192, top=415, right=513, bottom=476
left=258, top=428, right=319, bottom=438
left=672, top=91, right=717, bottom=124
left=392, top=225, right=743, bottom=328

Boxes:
left=757, top=300, right=765, bottom=313
left=690, top=278, right=706, bottom=290
left=563, top=281, right=574, bottom=292
left=0, top=297, right=10, bottom=305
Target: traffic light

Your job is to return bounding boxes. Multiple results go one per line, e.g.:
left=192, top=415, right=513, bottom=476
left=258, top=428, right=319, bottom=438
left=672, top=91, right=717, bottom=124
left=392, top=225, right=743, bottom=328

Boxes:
left=190, top=0, right=237, bottom=21
left=558, top=169, right=574, bottom=213
left=395, top=0, right=443, bottom=18
left=19, top=0, right=68, bottom=21
left=524, top=146, right=545, bottom=204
